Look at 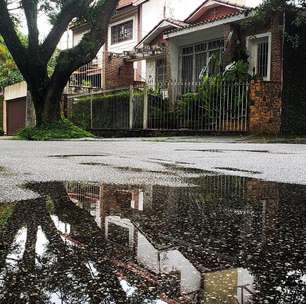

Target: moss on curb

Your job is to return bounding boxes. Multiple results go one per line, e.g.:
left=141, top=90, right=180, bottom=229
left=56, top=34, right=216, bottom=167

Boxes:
left=17, top=119, right=94, bottom=141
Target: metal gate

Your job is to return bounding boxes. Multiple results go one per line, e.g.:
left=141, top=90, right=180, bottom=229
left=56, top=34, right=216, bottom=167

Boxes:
left=147, top=81, right=249, bottom=132
left=69, top=81, right=250, bottom=133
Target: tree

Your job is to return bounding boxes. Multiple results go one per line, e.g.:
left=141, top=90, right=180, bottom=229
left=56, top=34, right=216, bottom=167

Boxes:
left=0, top=36, right=23, bottom=88
left=0, top=0, right=120, bottom=125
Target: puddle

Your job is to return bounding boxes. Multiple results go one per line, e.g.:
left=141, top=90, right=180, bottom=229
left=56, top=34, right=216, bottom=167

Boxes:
left=175, top=149, right=294, bottom=155
left=80, top=162, right=167, bottom=175
left=80, top=161, right=214, bottom=177
left=214, top=167, right=262, bottom=174
left=0, top=176, right=305, bottom=303
left=49, top=154, right=109, bottom=158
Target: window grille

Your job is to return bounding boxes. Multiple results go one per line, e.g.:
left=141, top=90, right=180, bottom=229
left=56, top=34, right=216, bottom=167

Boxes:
left=111, top=20, right=133, bottom=44
left=155, top=58, right=167, bottom=84
left=257, top=38, right=269, bottom=79
left=181, top=38, right=224, bottom=82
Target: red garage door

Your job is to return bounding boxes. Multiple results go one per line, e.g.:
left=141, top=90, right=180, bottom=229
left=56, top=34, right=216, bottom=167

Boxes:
left=7, top=97, right=26, bottom=135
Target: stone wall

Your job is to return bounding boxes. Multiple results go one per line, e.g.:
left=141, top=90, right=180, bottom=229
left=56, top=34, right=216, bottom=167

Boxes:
left=249, top=80, right=282, bottom=136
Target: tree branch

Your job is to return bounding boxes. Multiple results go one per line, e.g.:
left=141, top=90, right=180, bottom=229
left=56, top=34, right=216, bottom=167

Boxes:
left=50, top=0, right=119, bottom=87
left=40, top=0, right=94, bottom=63
left=21, top=0, right=39, bottom=50
left=0, top=0, right=28, bottom=78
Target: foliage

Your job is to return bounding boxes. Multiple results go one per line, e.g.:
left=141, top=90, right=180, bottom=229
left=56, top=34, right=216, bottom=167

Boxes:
left=70, top=99, right=92, bottom=130
left=246, top=0, right=306, bottom=47
left=70, top=91, right=131, bottom=129
left=0, top=204, right=15, bottom=232
left=0, top=0, right=119, bottom=125
left=0, top=34, right=60, bottom=89
left=17, top=119, right=94, bottom=141
left=0, top=36, right=23, bottom=88
left=180, top=64, right=250, bottom=110
left=223, top=60, right=250, bottom=81
left=282, top=5, right=306, bottom=134
left=69, top=90, right=150, bottom=130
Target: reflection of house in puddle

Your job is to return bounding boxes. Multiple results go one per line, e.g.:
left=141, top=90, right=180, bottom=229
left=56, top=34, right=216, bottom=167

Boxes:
left=65, top=176, right=263, bottom=303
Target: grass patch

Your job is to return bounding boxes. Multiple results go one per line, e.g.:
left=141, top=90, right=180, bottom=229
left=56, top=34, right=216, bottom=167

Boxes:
left=17, top=119, right=94, bottom=141
left=0, top=204, right=15, bottom=232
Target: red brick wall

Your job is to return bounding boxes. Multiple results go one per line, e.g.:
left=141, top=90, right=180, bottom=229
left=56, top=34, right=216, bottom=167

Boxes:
left=104, top=52, right=134, bottom=90
left=270, top=15, right=283, bottom=83
left=249, top=80, right=282, bottom=135
left=239, top=14, right=283, bottom=83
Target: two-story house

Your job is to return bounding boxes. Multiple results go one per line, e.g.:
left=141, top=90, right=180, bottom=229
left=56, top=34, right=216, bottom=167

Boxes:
left=69, top=0, right=207, bottom=91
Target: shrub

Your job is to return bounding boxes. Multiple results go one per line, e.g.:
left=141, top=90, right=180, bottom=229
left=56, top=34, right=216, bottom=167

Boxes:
left=70, top=90, right=144, bottom=129
left=17, top=119, right=94, bottom=141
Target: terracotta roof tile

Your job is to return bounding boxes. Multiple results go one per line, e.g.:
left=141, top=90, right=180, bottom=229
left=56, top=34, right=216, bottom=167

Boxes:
left=117, top=0, right=134, bottom=9
left=165, top=9, right=252, bottom=35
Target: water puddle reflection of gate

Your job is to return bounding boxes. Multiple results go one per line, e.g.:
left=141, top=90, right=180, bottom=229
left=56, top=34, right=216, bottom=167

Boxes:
left=0, top=175, right=305, bottom=303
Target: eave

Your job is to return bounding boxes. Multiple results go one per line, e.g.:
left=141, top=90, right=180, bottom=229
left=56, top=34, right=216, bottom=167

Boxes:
left=164, top=10, right=251, bottom=39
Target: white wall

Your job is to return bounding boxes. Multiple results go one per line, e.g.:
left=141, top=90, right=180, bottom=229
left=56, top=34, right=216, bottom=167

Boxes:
left=146, top=59, right=156, bottom=85
left=108, top=13, right=139, bottom=53
left=137, top=232, right=202, bottom=295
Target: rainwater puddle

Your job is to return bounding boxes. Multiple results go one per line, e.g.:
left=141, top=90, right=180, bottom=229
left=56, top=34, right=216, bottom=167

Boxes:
left=175, top=149, right=295, bottom=155
left=0, top=175, right=305, bottom=303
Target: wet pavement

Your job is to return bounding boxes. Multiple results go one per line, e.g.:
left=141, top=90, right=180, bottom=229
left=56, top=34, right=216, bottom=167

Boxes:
left=1, top=174, right=305, bottom=303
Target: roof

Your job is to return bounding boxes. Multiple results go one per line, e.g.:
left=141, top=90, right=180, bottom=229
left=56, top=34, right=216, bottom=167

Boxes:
left=136, top=18, right=188, bottom=48
left=165, top=9, right=251, bottom=37
left=118, top=0, right=149, bottom=9
left=117, top=0, right=134, bottom=10
left=185, top=0, right=249, bottom=22
left=70, top=0, right=139, bottom=30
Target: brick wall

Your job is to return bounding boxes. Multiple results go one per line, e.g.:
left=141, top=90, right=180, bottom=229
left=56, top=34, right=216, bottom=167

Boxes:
left=104, top=52, right=134, bottom=90
left=249, top=80, right=282, bottom=135
left=237, top=14, right=283, bottom=82
left=246, top=179, right=280, bottom=234
left=270, top=15, right=283, bottom=83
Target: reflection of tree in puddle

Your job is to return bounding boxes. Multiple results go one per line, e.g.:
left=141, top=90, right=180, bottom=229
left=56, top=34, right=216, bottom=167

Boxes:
left=0, top=176, right=305, bottom=303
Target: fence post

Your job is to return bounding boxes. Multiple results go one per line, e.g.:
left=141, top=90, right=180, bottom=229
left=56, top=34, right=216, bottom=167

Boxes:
left=90, top=94, right=93, bottom=129
left=143, top=85, right=148, bottom=129
left=129, top=85, right=134, bottom=129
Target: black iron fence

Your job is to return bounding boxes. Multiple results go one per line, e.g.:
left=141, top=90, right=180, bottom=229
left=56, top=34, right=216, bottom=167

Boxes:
left=68, top=80, right=250, bottom=133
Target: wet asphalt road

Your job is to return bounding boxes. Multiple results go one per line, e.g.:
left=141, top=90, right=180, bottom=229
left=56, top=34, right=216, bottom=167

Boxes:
left=1, top=137, right=306, bottom=202
left=1, top=138, right=306, bottom=303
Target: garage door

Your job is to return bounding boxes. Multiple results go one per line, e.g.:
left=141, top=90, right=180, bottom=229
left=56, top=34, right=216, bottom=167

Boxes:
left=7, top=97, right=26, bottom=135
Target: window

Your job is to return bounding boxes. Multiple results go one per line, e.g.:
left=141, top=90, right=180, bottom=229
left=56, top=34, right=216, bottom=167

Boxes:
left=257, top=38, right=269, bottom=79
left=247, top=33, right=271, bottom=81
left=181, top=39, right=224, bottom=83
left=155, top=58, right=167, bottom=84
left=111, top=20, right=133, bottom=45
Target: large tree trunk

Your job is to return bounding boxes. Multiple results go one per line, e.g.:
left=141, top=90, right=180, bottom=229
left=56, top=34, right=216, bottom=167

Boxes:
left=30, top=75, right=68, bottom=126
left=1, top=0, right=120, bottom=128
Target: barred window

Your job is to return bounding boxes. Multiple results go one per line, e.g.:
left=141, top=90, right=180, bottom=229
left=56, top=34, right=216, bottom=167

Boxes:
left=257, top=38, right=269, bottom=78
left=156, top=58, right=167, bottom=84
left=247, top=33, right=271, bottom=81
left=181, top=39, right=224, bottom=83
left=111, top=20, right=133, bottom=45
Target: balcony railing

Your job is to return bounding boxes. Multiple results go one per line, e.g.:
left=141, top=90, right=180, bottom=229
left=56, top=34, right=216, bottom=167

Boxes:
left=67, top=56, right=103, bottom=94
